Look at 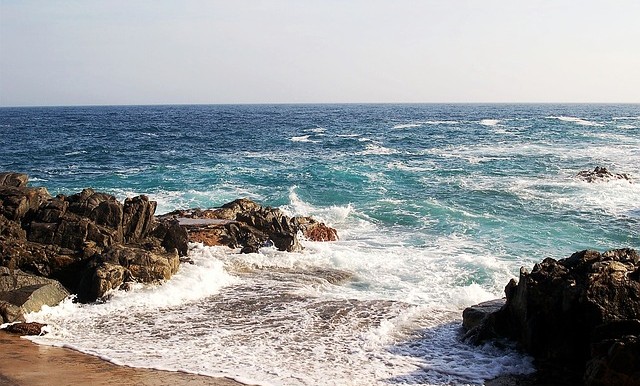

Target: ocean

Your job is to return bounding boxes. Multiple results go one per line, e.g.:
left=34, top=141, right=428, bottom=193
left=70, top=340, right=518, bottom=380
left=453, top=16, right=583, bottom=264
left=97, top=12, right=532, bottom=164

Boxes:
left=1, top=104, right=639, bottom=385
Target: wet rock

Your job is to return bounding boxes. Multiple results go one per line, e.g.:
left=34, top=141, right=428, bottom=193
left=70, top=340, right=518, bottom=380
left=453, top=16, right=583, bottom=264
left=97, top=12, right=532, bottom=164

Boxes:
left=2, top=322, right=47, bottom=336
left=462, top=298, right=504, bottom=332
left=465, top=248, right=640, bottom=385
left=577, top=166, right=631, bottom=183
left=301, top=221, right=339, bottom=242
left=103, top=245, right=179, bottom=283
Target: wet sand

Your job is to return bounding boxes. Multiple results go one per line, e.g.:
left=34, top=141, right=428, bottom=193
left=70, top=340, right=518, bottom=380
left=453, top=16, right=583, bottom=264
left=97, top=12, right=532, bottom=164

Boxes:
left=0, top=333, right=247, bottom=386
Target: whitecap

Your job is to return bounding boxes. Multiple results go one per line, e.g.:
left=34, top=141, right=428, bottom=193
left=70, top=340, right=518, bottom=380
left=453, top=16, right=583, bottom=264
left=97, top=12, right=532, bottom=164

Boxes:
left=392, top=123, right=422, bottom=129
left=479, top=119, right=500, bottom=126
left=63, top=150, right=87, bottom=156
left=547, top=116, right=604, bottom=127
left=290, top=135, right=320, bottom=143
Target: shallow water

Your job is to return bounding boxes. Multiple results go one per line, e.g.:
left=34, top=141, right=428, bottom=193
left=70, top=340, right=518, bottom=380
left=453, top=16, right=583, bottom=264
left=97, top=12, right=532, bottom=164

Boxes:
left=1, top=104, right=638, bottom=385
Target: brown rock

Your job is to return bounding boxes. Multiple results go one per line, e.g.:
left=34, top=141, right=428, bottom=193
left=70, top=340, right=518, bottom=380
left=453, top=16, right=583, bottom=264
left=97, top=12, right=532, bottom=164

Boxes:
left=2, top=322, right=47, bottom=336
left=122, top=195, right=156, bottom=243
left=0, top=172, right=29, bottom=188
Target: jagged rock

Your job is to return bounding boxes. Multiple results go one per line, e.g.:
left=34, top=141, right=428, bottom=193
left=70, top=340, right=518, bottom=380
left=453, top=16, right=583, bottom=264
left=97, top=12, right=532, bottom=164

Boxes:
left=0, top=185, right=51, bottom=222
left=122, top=195, right=156, bottom=243
left=151, top=219, right=188, bottom=256
left=2, top=322, right=47, bottom=336
left=585, top=320, right=640, bottom=386
left=464, top=248, right=640, bottom=385
left=577, top=166, right=631, bottom=183
left=0, top=172, right=29, bottom=188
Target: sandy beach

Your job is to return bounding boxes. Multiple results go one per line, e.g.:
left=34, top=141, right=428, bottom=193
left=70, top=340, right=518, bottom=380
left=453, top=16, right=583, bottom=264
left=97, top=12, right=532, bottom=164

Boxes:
left=0, top=333, right=246, bottom=386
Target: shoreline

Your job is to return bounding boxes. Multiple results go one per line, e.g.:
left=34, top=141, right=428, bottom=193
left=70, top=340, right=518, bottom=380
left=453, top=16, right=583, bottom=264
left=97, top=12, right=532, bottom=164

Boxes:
left=0, top=333, right=247, bottom=386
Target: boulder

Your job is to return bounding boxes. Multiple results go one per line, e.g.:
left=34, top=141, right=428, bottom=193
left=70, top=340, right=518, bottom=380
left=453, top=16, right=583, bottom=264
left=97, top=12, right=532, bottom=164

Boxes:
left=464, top=248, right=640, bottom=385
left=0, top=281, right=70, bottom=315
left=577, top=166, right=631, bottom=183
left=150, top=219, right=188, bottom=256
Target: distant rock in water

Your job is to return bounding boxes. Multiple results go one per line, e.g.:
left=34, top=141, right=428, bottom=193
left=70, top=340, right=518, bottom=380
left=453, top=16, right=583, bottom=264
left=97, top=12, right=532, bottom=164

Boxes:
left=158, top=198, right=338, bottom=254
left=463, top=248, right=640, bottom=386
left=576, top=166, right=631, bottom=183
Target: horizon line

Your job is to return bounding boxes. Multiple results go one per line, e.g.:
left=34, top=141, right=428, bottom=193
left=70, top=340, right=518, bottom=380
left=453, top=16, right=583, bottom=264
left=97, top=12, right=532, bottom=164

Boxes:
left=2, top=101, right=640, bottom=109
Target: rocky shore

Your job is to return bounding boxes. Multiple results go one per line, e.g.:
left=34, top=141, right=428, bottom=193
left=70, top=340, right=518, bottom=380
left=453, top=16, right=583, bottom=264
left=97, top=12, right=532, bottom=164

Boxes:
left=3, top=170, right=638, bottom=385
left=0, top=172, right=338, bottom=325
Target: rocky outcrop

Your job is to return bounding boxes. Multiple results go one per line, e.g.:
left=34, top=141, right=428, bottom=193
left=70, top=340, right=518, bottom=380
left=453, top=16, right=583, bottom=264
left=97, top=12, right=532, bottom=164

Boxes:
left=1, top=172, right=187, bottom=303
left=464, top=248, right=640, bottom=385
left=576, top=166, right=631, bottom=183
left=159, top=198, right=338, bottom=254
left=1, top=172, right=336, bottom=306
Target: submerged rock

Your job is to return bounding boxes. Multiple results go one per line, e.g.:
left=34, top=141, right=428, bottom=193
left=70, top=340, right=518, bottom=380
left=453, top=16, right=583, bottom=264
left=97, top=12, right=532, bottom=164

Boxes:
left=464, top=248, right=640, bottom=385
left=576, top=166, right=631, bottom=183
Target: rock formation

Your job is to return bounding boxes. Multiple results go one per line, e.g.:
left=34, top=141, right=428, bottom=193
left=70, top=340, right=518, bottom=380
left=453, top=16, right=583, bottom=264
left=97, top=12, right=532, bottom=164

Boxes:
left=576, top=166, right=631, bottom=183
left=0, top=172, right=186, bottom=304
left=1, top=172, right=338, bottom=309
left=464, top=248, right=640, bottom=385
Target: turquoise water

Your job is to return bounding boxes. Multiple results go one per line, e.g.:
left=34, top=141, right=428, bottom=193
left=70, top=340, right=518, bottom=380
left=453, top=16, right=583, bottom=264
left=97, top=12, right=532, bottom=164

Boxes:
left=2, top=104, right=639, bottom=385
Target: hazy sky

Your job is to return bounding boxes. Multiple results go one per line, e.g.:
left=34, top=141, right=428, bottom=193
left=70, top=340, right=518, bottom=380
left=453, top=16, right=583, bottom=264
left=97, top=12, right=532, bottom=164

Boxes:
left=1, top=1, right=639, bottom=106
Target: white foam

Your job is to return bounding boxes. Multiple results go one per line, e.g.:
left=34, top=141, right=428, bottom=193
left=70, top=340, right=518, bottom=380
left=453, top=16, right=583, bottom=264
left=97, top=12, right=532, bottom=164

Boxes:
left=63, top=150, right=87, bottom=156
left=617, top=124, right=636, bottom=129
left=479, top=119, right=500, bottom=126
left=359, top=143, right=397, bottom=155
left=547, top=116, right=604, bottom=127
left=392, top=123, right=422, bottom=129
left=612, top=116, right=640, bottom=120
left=290, top=135, right=320, bottom=143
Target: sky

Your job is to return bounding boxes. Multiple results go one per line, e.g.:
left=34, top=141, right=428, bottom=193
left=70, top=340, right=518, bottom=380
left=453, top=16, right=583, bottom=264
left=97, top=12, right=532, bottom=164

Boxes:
left=1, top=0, right=639, bottom=106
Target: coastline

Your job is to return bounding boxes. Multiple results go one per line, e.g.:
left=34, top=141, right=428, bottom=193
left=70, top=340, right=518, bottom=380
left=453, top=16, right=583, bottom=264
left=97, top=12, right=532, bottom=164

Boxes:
left=0, top=333, right=247, bottom=386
